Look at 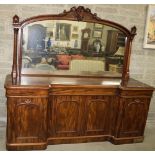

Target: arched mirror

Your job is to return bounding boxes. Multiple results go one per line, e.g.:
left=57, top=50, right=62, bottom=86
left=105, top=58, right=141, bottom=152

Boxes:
left=12, top=6, right=136, bottom=81
left=22, top=20, right=125, bottom=75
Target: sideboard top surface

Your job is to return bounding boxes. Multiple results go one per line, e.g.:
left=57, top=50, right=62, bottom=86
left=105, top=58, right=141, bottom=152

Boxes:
left=4, top=75, right=154, bottom=91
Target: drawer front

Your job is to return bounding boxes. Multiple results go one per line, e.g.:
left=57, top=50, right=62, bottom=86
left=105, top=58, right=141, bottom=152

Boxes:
left=119, top=89, right=153, bottom=97
left=6, top=88, right=48, bottom=97
left=50, top=87, right=117, bottom=95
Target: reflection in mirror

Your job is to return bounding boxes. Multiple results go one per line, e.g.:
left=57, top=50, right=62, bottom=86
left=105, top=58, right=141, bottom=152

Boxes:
left=22, top=20, right=126, bottom=76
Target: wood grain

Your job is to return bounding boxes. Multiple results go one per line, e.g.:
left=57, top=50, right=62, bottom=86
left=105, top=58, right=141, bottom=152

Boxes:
left=5, top=75, right=154, bottom=150
left=4, top=5, right=154, bottom=151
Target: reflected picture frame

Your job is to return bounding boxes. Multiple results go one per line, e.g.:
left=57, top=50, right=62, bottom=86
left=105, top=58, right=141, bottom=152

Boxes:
left=94, top=23, right=103, bottom=29
left=143, top=5, right=155, bottom=49
left=93, top=30, right=102, bottom=38
left=71, top=33, right=79, bottom=39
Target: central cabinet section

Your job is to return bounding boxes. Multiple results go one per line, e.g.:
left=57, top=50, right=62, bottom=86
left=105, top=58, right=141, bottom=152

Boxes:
left=49, top=95, right=83, bottom=137
left=84, top=96, right=112, bottom=136
left=48, top=86, right=117, bottom=142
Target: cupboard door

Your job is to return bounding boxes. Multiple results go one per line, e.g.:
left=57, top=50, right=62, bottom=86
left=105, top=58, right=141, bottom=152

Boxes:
left=84, top=96, right=112, bottom=135
left=117, top=98, right=150, bottom=137
left=7, top=97, right=48, bottom=143
left=49, top=96, right=83, bottom=137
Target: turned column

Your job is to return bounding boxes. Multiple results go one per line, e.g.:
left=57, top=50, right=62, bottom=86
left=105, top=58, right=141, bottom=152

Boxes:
left=11, top=15, right=19, bottom=84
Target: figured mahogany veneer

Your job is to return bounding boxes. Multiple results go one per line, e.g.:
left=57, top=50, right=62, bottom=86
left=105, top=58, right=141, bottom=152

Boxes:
left=4, top=6, right=154, bottom=150
left=5, top=75, right=154, bottom=150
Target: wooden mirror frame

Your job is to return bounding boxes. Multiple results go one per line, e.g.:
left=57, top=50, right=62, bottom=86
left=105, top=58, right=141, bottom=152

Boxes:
left=11, top=6, right=137, bottom=84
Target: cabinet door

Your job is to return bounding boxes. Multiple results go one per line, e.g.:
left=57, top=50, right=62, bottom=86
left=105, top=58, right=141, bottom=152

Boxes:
left=83, top=96, right=112, bottom=136
left=7, top=97, right=48, bottom=143
left=117, top=98, right=150, bottom=137
left=49, top=96, right=83, bottom=137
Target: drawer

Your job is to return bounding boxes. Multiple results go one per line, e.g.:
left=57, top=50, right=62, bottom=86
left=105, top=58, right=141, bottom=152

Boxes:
left=6, top=88, right=48, bottom=97
left=119, top=89, right=153, bottom=97
left=50, top=87, right=117, bottom=95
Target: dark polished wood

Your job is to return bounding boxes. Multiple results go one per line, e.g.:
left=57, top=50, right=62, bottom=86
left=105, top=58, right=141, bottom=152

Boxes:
left=5, top=75, right=154, bottom=150
left=4, top=6, right=154, bottom=150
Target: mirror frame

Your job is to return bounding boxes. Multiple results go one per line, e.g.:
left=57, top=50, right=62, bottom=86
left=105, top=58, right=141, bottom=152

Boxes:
left=11, top=6, right=137, bottom=84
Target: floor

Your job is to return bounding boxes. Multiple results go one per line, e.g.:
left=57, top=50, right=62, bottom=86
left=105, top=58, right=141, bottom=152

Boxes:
left=0, top=123, right=155, bottom=151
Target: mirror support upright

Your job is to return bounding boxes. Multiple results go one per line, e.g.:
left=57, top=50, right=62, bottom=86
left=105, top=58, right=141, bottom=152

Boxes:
left=11, top=15, right=19, bottom=84
left=121, top=26, right=137, bottom=86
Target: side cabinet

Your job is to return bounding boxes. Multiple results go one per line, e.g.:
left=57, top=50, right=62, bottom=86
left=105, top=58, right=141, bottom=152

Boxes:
left=6, top=88, right=48, bottom=150
left=115, top=89, right=153, bottom=144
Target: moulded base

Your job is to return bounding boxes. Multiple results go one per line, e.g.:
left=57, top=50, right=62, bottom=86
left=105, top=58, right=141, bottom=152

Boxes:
left=6, top=142, right=47, bottom=151
left=6, top=135, right=144, bottom=150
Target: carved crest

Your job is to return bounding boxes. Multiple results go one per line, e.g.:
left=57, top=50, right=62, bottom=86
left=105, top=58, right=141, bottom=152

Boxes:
left=62, top=6, right=100, bottom=21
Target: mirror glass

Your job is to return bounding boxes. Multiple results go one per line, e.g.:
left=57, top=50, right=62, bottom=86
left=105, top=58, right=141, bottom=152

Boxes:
left=22, top=20, right=126, bottom=77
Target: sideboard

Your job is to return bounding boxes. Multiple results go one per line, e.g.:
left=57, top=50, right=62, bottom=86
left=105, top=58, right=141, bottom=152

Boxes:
left=5, top=75, right=154, bottom=150
left=4, top=6, right=154, bottom=150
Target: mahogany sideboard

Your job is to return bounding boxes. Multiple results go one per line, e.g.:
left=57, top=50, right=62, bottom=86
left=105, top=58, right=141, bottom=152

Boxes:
left=4, top=6, right=155, bottom=150
left=5, top=75, right=154, bottom=150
